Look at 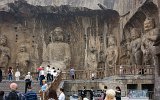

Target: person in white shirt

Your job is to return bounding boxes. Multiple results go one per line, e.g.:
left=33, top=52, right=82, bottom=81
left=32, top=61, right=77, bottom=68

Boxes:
left=24, top=72, right=32, bottom=93
left=51, top=67, right=55, bottom=81
left=53, top=70, right=58, bottom=79
left=83, top=97, right=89, bottom=100
left=57, top=68, right=61, bottom=73
left=15, top=69, right=20, bottom=81
left=58, top=88, right=65, bottom=100
left=46, top=65, right=52, bottom=82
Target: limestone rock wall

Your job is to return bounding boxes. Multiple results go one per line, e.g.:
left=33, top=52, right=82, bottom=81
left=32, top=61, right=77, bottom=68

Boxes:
left=0, top=0, right=120, bottom=74
left=0, top=0, right=160, bottom=78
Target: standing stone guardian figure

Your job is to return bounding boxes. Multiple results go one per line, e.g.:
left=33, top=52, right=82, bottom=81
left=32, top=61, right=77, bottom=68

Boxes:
left=87, top=35, right=99, bottom=70
left=0, top=34, right=10, bottom=71
left=141, top=17, right=158, bottom=65
left=16, top=45, right=30, bottom=75
left=45, top=27, right=71, bottom=70
left=106, top=36, right=118, bottom=68
left=130, top=28, right=143, bottom=65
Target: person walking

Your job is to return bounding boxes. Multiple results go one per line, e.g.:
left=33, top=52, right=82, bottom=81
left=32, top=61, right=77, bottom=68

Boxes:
left=46, top=65, right=52, bottom=82
left=8, top=67, right=13, bottom=82
left=25, top=86, right=38, bottom=100
left=57, top=68, right=61, bottom=74
left=58, top=88, right=65, bottom=100
left=81, top=86, right=86, bottom=100
left=53, top=70, right=58, bottom=80
left=115, top=86, right=121, bottom=100
left=4, top=82, right=25, bottom=100
left=40, top=79, right=48, bottom=100
left=102, top=85, right=108, bottom=100
left=41, top=79, right=48, bottom=92
left=39, top=67, right=45, bottom=86
left=70, top=67, right=75, bottom=79
left=15, top=69, right=20, bottom=81
left=24, top=72, right=32, bottom=93
left=51, top=67, right=55, bottom=81
left=0, top=68, right=2, bottom=82
left=48, top=89, right=58, bottom=100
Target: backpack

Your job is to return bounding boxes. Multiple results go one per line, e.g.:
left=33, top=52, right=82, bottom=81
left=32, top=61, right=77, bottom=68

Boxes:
left=6, top=91, right=19, bottom=100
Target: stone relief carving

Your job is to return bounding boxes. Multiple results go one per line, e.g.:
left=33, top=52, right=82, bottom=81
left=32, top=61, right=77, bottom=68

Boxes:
left=130, top=28, right=143, bottom=65
left=141, top=18, right=158, bottom=65
left=16, top=44, right=30, bottom=75
left=106, top=36, right=118, bottom=68
left=0, top=35, right=10, bottom=71
left=126, top=37, right=131, bottom=65
left=30, top=42, right=39, bottom=72
left=45, top=27, right=71, bottom=70
left=87, top=35, right=99, bottom=70
left=144, top=17, right=155, bottom=32
left=98, top=51, right=105, bottom=63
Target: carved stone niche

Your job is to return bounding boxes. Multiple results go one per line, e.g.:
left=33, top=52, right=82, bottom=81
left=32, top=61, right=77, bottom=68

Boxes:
left=0, top=35, right=10, bottom=71
left=44, top=27, right=71, bottom=70
left=144, top=17, right=155, bottom=32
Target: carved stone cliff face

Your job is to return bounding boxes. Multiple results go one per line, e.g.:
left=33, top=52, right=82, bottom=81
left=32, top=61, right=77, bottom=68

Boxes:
left=0, top=0, right=120, bottom=73
left=0, top=0, right=159, bottom=75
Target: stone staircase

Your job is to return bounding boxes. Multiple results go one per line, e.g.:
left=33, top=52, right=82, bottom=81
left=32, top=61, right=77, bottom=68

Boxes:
left=0, top=80, right=41, bottom=95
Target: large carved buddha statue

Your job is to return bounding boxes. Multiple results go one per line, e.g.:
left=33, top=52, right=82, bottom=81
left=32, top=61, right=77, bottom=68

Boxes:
left=46, top=27, right=71, bottom=70
left=0, top=35, right=10, bottom=71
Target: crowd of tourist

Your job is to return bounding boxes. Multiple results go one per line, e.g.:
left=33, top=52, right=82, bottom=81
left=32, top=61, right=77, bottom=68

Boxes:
left=78, top=85, right=121, bottom=100
left=0, top=65, right=64, bottom=100
left=0, top=66, right=122, bottom=100
left=0, top=82, right=65, bottom=100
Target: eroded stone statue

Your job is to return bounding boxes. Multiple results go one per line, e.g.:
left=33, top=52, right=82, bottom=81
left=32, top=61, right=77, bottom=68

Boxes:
left=45, top=27, right=71, bottom=70
left=130, top=28, right=143, bottom=65
left=144, top=17, right=155, bottom=32
left=87, top=35, right=100, bottom=70
left=106, top=36, right=118, bottom=68
left=126, top=37, right=131, bottom=65
left=0, top=35, right=10, bottom=71
left=141, top=18, right=158, bottom=65
left=87, top=45, right=97, bottom=70
left=16, top=45, right=29, bottom=75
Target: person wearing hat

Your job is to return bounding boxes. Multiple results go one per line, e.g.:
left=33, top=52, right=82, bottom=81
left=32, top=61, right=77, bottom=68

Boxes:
left=24, top=72, right=33, bottom=93
left=41, top=79, right=48, bottom=92
left=39, top=79, right=48, bottom=100
left=4, top=83, right=25, bottom=100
